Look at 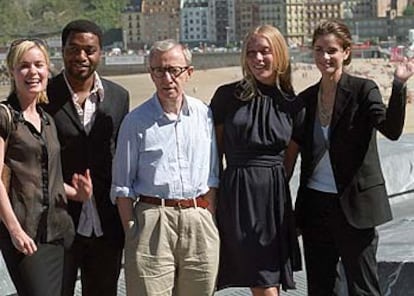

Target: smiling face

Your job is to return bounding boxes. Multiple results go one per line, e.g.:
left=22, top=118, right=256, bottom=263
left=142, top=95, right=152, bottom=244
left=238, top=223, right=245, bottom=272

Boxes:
left=11, top=46, right=49, bottom=101
left=245, top=34, right=276, bottom=85
left=62, top=31, right=101, bottom=84
left=313, top=33, right=350, bottom=78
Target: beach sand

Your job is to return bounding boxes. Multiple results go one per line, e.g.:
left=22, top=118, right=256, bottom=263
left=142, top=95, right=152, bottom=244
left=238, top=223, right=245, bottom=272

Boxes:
left=1, top=59, right=413, bottom=133
left=103, top=59, right=414, bottom=134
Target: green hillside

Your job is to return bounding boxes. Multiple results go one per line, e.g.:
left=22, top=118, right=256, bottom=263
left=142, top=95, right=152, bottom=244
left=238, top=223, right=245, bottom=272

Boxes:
left=0, top=0, right=127, bottom=43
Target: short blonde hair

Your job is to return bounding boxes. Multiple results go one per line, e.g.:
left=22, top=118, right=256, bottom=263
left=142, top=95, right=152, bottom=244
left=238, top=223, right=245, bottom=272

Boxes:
left=6, top=39, right=50, bottom=104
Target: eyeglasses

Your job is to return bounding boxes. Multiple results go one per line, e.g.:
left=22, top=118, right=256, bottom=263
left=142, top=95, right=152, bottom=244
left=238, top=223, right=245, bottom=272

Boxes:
left=10, top=38, right=48, bottom=49
left=150, top=66, right=190, bottom=78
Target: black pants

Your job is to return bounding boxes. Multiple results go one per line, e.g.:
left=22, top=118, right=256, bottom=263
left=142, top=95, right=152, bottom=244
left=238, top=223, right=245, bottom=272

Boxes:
left=301, top=188, right=381, bottom=296
left=62, top=234, right=123, bottom=296
left=0, top=238, right=64, bottom=296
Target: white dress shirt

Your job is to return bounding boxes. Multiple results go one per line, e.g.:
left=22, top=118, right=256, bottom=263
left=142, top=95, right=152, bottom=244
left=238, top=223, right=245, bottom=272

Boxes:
left=64, top=72, right=104, bottom=237
left=110, top=93, right=219, bottom=202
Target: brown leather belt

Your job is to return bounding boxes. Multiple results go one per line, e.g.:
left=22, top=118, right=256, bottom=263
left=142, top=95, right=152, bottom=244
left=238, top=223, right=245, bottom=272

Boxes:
left=139, top=195, right=209, bottom=209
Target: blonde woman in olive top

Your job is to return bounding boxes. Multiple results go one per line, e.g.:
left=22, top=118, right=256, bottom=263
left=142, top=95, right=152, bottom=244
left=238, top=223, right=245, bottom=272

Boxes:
left=0, top=39, right=92, bottom=296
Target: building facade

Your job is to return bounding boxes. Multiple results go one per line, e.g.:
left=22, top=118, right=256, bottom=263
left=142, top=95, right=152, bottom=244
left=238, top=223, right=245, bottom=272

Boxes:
left=121, top=6, right=142, bottom=49
left=120, top=0, right=414, bottom=49
left=181, top=0, right=210, bottom=46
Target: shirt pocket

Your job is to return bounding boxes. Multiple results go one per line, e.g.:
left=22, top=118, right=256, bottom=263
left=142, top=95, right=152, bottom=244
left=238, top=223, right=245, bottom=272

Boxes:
left=139, top=146, right=163, bottom=167
left=139, top=129, right=164, bottom=167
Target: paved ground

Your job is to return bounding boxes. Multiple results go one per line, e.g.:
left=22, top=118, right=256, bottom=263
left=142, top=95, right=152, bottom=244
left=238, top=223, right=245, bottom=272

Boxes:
left=73, top=264, right=308, bottom=296
left=1, top=61, right=414, bottom=295
left=72, top=180, right=414, bottom=296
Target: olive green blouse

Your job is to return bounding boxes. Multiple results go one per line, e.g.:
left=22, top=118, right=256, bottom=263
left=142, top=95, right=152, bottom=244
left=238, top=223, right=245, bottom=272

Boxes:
left=0, top=93, right=74, bottom=248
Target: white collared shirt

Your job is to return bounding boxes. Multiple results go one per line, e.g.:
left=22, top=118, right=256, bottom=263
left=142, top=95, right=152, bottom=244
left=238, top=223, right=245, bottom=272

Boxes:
left=110, top=93, right=219, bottom=202
left=63, top=71, right=104, bottom=237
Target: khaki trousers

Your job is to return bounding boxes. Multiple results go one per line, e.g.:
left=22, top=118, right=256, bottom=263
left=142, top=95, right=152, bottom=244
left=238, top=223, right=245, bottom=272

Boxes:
left=124, top=201, right=220, bottom=296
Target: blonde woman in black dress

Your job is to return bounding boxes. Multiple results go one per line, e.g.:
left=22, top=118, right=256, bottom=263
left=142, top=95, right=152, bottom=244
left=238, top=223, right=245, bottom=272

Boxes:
left=210, top=25, right=302, bottom=296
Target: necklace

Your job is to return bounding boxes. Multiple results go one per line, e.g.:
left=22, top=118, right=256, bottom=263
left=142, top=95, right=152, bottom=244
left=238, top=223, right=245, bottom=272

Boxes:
left=317, top=87, right=335, bottom=126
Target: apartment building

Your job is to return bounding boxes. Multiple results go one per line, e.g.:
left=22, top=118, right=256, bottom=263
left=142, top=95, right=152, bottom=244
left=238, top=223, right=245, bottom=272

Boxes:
left=302, top=1, right=343, bottom=42
left=141, top=0, right=180, bottom=46
left=210, top=0, right=232, bottom=46
left=286, top=0, right=306, bottom=46
left=121, top=6, right=142, bottom=49
left=377, top=0, right=408, bottom=17
left=232, top=0, right=260, bottom=44
left=181, top=0, right=210, bottom=45
left=120, top=0, right=414, bottom=49
left=120, top=0, right=180, bottom=49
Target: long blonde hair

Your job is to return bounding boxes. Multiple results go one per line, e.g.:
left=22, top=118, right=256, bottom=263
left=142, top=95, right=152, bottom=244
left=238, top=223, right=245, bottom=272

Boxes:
left=238, top=24, right=293, bottom=101
left=6, top=39, right=50, bottom=104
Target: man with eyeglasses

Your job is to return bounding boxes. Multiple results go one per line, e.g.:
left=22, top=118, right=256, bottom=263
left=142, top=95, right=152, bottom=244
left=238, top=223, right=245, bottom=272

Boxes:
left=111, top=39, right=220, bottom=296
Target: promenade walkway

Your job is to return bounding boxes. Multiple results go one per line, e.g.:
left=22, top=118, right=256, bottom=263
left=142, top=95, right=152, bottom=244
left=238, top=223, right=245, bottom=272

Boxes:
left=72, top=267, right=308, bottom=296
left=1, top=61, right=414, bottom=295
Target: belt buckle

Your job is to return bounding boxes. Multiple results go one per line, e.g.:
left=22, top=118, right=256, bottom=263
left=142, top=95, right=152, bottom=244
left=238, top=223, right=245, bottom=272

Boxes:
left=176, top=200, right=183, bottom=209
left=176, top=199, right=194, bottom=209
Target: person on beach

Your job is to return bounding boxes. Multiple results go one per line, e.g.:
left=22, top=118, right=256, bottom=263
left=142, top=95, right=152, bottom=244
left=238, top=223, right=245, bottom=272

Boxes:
left=291, top=20, right=414, bottom=296
left=111, top=39, right=220, bottom=296
left=44, top=19, right=130, bottom=296
left=210, top=24, right=303, bottom=296
left=0, top=38, right=92, bottom=296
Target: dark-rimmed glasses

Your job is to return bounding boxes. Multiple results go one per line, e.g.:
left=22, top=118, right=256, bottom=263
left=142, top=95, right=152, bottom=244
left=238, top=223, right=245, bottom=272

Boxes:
left=9, top=38, right=48, bottom=49
left=150, top=66, right=190, bottom=78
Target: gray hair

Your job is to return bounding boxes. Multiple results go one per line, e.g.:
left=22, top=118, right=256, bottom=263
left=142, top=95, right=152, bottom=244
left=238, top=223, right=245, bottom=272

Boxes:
left=149, top=39, right=192, bottom=65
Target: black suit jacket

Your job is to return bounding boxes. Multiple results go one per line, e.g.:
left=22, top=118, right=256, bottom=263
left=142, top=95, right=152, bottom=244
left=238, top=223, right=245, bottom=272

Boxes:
left=295, top=72, right=406, bottom=229
left=45, top=73, right=130, bottom=246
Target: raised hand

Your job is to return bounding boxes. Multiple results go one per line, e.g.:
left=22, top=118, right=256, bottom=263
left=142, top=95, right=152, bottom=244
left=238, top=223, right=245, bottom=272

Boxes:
left=70, top=169, right=93, bottom=202
left=394, top=57, right=414, bottom=83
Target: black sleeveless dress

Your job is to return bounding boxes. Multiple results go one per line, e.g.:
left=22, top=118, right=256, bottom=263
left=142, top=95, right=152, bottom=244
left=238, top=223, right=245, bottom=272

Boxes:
left=210, top=80, right=302, bottom=291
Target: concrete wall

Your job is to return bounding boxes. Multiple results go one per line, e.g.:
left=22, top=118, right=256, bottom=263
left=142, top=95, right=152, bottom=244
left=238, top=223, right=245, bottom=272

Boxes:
left=51, top=52, right=242, bottom=76
left=49, top=48, right=383, bottom=77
